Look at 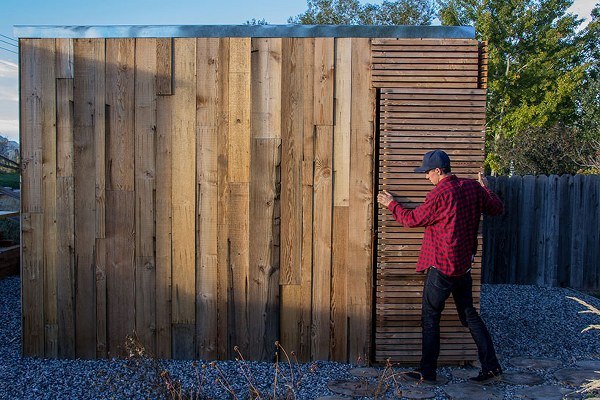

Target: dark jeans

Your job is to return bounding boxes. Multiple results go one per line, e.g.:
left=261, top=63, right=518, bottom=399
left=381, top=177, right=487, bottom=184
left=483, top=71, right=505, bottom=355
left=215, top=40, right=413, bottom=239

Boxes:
left=420, top=267, right=500, bottom=379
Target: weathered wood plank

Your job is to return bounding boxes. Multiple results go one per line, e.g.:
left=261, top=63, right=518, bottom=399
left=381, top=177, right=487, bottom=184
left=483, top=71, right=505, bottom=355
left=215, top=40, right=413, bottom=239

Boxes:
left=106, top=39, right=135, bottom=192
left=105, top=38, right=136, bottom=356
left=39, top=38, right=58, bottom=358
left=248, top=139, right=280, bottom=360
left=227, top=39, right=252, bottom=358
left=56, top=77, right=75, bottom=358
left=134, top=38, right=157, bottom=354
left=216, top=38, right=231, bottom=359
left=73, top=38, right=103, bottom=359
left=171, top=38, right=197, bottom=358
left=279, top=38, right=303, bottom=286
left=248, top=37, right=282, bottom=360
left=156, top=38, right=172, bottom=95
left=228, top=182, right=251, bottom=355
left=280, top=38, right=315, bottom=361
left=313, top=38, right=334, bottom=125
left=348, top=38, right=374, bottom=362
left=155, top=95, right=172, bottom=358
left=251, top=38, right=282, bottom=139
left=228, top=38, right=251, bottom=183
left=196, top=38, right=220, bottom=360
left=312, top=125, right=333, bottom=360
left=55, top=39, right=74, bottom=79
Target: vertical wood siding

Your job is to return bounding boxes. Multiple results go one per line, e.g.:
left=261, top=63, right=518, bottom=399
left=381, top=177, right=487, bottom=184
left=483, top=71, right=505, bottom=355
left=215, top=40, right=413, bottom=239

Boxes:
left=20, top=37, right=376, bottom=361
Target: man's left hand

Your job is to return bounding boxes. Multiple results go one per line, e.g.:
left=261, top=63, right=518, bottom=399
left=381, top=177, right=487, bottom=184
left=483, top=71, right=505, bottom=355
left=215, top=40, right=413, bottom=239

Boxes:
left=377, top=190, right=395, bottom=207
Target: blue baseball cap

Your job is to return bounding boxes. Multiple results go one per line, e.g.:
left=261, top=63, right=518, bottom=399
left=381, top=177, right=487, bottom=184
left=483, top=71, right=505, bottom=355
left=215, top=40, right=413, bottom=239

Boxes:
left=414, top=150, right=451, bottom=173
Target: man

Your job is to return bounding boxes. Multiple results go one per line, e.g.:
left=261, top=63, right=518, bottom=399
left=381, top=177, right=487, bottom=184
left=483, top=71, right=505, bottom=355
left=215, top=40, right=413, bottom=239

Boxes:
left=377, top=149, right=504, bottom=384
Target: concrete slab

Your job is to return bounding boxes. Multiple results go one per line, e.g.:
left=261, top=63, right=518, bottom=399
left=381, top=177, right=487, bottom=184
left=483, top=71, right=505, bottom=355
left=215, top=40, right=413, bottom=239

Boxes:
left=327, top=380, right=377, bottom=397
left=348, top=367, right=381, bottom=379
left=451, top=367, right=480, bottom=380
left=501, top=371, right=544, bottom=386
left=575, top=360, right=600, bottom=370
left=509, top=357, right=562, bottom=369
left=553, top=368, right=600, bottom=387
left=513, top=384, right=574, bottom=399
left=443, top=383, right=502, bottom=399
left=400, top=387, right=436, bottom=399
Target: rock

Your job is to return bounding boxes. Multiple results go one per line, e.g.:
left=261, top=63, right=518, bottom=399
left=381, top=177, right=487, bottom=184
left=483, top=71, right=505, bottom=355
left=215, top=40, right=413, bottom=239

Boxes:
left=501, top=371, right=544, bottom=386
left=513, top=384, right=574, bottom=399
left=400, top=387, right=436, bottom=399
left=348, top=367, right=381, bottom=379
left=443, top=383, right=502, bottom=399
left=553, top=368, right=600, bottom=387
left=327, top=380, right=377, bottom=397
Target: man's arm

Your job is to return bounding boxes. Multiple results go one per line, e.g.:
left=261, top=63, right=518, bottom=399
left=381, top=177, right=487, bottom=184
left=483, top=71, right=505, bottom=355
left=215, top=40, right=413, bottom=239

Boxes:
left=377, top=190, right=440, bottom=227
left=478, top=172, right=504, bottom=216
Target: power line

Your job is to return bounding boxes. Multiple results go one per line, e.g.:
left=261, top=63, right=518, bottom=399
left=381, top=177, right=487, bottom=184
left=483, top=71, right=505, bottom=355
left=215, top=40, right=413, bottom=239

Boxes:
left=0, top=39, right=18, bottom=48
left=0, top=34, right=17, bottom=43
left=0, top=46, right=18, bottom=55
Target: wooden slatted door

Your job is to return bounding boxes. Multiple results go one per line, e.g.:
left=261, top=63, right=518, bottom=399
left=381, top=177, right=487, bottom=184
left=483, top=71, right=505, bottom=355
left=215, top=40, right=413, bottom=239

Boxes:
left=373, top=39, right=488, bottom=364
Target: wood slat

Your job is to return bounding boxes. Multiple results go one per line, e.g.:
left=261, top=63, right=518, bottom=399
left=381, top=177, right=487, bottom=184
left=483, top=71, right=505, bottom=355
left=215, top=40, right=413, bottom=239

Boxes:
left=279, top=37, right=303, bottom=286
left=155, top=94, right=172, bottom=358
left=73, top=38, right=104, bottom=359
left=312, top=125, right=333, bottom=360
left=330, top=37, right=351, bottom=361
left=156, top=38, right=172, bottom=95
left=196, top=37, right=220, bottom=360
left=106, top=38, right=136, bottom=357
left=56, top=77, right=75, bottom=358
left=227, top=38, right=251, bottom=358
left=248, top=37, right=282, bottom=360
left=216, top=38, right=231, bottom=359
left=171, top=38, right=197, bottom=358
left=347, top=38, right=374, bottom=362
left=279, top=37, right=314, bottom=362
left=134, top=38, right=157, bottom=355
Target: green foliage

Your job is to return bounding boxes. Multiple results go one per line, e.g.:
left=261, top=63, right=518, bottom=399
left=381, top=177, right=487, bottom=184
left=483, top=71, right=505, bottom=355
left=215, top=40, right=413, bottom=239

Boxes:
left=437, top=0, right=593, bottom=174
left=0, top=173, right=19, bottom=189
left=289, top=0, right=436, bottom=25
left=494, top=123, right=592, bottom=175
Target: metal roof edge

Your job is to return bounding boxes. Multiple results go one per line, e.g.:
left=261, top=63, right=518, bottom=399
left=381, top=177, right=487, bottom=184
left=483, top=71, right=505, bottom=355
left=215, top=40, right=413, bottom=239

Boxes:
left=14, top=24, right=475, bottom=39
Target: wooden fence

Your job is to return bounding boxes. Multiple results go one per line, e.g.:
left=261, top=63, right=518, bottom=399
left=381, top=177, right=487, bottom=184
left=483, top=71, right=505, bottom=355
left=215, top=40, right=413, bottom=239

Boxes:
left=483, top=175, right=600, bottom=290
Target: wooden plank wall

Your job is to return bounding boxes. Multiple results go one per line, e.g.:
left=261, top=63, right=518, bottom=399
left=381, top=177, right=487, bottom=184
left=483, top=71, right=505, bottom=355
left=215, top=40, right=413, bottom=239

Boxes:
left=20, top=37, right=375, bottom=362
left=373, top=39, right=488, bottom=364
left=483, top=174, right=600, bottom=290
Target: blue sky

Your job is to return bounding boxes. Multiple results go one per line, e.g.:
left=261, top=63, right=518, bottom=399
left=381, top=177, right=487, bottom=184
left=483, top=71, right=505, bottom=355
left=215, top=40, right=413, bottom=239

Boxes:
left=0, top=0, right=597, bottom=142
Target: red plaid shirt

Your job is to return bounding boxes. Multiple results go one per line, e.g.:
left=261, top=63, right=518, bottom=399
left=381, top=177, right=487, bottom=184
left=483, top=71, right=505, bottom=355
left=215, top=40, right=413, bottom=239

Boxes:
left=387, top=175, right=504, bottom=276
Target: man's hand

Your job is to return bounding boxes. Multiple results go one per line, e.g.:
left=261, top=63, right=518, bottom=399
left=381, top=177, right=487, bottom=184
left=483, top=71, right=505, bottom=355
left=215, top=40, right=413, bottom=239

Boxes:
left=478, top=172, right=489, bottom=188
left=377, top=190, right=395, bottom=208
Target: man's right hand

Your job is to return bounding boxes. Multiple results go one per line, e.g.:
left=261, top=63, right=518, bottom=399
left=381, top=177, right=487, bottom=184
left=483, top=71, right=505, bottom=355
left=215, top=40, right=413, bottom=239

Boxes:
left=377, top=190, right=394, bottom=207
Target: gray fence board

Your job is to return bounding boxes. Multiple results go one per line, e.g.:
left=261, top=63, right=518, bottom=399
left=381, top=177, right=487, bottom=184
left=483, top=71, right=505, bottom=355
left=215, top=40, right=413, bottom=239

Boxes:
left=483, top=174, right=600, bottom=290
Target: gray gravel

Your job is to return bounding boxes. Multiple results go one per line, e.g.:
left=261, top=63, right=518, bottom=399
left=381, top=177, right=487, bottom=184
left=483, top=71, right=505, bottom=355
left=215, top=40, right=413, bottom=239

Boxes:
left=1, top=276, right=599, bottom=399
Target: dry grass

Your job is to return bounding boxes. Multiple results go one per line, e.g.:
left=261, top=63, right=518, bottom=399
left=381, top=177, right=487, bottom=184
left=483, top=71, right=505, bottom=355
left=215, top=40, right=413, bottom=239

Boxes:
left=567, top=296, right=600, bottom=395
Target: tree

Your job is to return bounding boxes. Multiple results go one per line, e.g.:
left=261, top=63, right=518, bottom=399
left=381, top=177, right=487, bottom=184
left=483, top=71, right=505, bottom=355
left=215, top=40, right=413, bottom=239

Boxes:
left=437, top=0, right=589, bottom=174
left=289, top=0, right=436, bottom=25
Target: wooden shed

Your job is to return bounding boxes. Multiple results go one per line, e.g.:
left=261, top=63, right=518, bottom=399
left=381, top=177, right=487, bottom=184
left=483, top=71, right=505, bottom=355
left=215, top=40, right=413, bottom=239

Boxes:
left=16, top=25, right=488, bottom=363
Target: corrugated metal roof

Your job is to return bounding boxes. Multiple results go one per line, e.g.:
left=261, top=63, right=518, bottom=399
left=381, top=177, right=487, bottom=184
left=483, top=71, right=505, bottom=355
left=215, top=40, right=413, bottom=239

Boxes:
left=13, top=24, right=475, bottom=39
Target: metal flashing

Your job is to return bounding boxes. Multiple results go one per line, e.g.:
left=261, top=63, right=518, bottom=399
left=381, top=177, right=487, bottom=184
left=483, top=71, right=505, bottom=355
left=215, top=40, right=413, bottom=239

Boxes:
left=14, top=24, right=475, bottom=39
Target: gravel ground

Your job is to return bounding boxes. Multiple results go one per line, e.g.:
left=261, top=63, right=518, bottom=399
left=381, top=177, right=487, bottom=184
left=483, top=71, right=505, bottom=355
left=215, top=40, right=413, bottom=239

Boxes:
left=1, top=275, right=599, bottom=399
